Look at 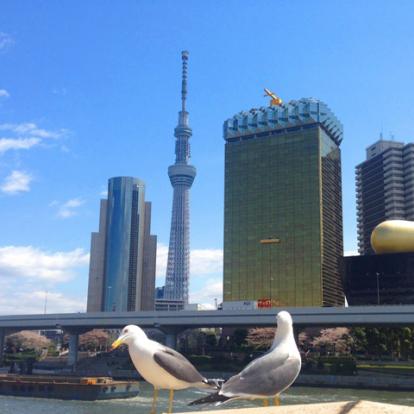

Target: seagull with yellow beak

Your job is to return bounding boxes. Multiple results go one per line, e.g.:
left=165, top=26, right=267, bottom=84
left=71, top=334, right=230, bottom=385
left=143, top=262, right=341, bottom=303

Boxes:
left=112, top=325, right=217, bottom=414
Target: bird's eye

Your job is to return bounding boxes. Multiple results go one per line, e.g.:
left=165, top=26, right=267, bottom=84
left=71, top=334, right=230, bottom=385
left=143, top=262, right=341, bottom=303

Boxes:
left=124, top=329, right=129, bottom=333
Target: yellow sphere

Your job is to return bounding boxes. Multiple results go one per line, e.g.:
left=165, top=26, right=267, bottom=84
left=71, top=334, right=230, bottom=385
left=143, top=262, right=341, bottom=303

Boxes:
left=371, top=220, right=414, bottom=254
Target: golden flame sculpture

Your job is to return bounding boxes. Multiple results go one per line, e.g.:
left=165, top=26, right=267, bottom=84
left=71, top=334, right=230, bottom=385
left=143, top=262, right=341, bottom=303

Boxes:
left=371, top=220, right=414, bottom=254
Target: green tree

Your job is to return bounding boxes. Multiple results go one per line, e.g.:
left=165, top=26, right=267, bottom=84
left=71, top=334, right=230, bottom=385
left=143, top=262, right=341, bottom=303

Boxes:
left=349, top=327, right=367, bottom=354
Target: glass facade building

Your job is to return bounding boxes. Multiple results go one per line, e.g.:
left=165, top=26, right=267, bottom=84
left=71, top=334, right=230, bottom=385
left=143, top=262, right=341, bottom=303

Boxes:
left=223, top=98, right=344, bottom=307
left=86, top=176, right=157, bottom=312
left=104, top=177, right=145, bottom=312
left=342, top=253, right=414, bottom=305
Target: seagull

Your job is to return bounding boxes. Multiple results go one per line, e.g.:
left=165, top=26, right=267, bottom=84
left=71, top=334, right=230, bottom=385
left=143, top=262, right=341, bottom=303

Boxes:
left=111, top=325, right=217, bottom=414
left=189, top=310, right=301, bottom=407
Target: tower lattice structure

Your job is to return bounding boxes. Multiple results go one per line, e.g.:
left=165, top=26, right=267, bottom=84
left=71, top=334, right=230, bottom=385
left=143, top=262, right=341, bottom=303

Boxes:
left=164, top=51, right=196, bottom=303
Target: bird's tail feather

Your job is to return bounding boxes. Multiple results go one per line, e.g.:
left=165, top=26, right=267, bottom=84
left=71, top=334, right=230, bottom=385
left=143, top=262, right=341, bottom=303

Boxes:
left=202, top=378, right=224, bottom=389
left=189, top=392, right=230, bottom=406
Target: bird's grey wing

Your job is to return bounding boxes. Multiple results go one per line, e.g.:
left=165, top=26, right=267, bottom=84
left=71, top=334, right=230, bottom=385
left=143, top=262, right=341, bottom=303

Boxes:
left=222, top=351, right=300, bottom=397
left=153, top=347, right=205, bottom=384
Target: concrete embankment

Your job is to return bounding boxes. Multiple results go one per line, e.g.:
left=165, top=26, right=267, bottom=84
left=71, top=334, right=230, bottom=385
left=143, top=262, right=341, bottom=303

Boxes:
left=178, top=400, right=414, bottom=414
left=295, top=373, right=414, bottom=391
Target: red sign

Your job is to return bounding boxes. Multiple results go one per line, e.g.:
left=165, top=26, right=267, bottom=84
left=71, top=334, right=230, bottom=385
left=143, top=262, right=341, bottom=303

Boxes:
left=258, top=298, right=272, bottom=308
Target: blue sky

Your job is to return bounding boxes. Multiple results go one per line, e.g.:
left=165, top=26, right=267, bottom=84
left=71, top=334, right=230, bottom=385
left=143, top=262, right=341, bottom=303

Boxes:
left=0, top=0, right=414, bottom=313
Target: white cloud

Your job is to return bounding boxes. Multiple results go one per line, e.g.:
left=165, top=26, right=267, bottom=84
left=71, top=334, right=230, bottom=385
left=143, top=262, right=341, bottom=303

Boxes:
left=191, top=249, right=223, bottom=275
left=0, top=289, right=86, bottom=315
left=156, top=243, right=223, bottom=308
left=0, top=123, right=68, bottom=156
left=0, top=244, right=89, bottom=315
left=0, top=122, right=66, bottom=139
left=1, top=170, right=32, bottom=194
left=52, top=87, right=68, bottom=96
left=0, top=89, right=9, bottom=98
left=156, top=243, right=169, bottom=278
left=0, top=137, right=41, bottom=153
left=0, top=33, right=13, bottom=51
left=156, top=243, right=223, bottom=279
left=55, top=198, right=84, bottom=218
left=190, top=278, right=223, bottom=309
left=0, top=245, right=89, bottom=282
left=344, top=250, right=359, bottom=256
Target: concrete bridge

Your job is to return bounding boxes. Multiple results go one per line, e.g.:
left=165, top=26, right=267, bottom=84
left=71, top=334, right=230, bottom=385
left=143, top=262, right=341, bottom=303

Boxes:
left=1, top=305, right=414, bottom=367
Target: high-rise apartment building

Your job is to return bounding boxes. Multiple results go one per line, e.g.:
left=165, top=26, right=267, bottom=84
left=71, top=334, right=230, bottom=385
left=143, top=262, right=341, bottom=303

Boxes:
left=356, top=139, right=414, bottom=254
left=223, top=98, right=344, bottom=307
left=164, top=51, right=196, bottom=304
left=86, top=176, right=157, bottom=312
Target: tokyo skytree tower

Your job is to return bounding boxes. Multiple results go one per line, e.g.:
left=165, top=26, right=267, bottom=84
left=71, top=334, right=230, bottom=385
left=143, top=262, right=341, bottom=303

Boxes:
left=164, top=51, right=196, bottom=303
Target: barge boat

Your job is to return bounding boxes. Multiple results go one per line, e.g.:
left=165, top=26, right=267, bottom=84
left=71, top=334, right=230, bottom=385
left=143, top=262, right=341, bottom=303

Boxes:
left=0, top=374, right=139, bottom=400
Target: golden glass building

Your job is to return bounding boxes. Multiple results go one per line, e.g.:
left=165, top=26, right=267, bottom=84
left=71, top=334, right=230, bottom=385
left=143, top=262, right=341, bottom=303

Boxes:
left=223, top=98, right=344, bottom=307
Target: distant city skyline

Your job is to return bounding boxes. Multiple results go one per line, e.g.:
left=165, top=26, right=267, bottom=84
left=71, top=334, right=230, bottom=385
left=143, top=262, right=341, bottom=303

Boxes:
left=1, top=1, right=414, bottom=313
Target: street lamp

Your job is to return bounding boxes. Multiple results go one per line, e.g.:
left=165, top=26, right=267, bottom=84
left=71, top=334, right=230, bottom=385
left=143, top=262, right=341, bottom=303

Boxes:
left=375, top=272, right=381, bottom=305
left=43, top=290, right=48, bottom=314
left=106, top=286, right=112, bottom=311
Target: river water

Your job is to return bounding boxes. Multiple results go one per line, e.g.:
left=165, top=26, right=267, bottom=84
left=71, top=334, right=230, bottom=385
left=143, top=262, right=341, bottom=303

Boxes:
left=1, top=383, right=414, bottom=413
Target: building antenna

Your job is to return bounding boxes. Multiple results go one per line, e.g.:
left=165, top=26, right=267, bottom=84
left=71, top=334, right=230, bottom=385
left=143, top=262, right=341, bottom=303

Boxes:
left=181, top=50, right=189, bottom=113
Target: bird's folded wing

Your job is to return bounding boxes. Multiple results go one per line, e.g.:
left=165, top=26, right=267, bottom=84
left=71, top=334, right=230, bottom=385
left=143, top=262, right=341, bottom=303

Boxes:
left=222, top=351, right=299, bottom=396
left=240, top=349, right=289, bottom=377
left=153, top=348, right=205, bottom=383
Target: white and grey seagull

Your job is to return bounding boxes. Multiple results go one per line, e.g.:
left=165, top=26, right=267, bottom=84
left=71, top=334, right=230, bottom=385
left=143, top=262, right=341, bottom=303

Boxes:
left=111, top=325, right=217, bottom=414
left=189, top=310, right=301, bottom=407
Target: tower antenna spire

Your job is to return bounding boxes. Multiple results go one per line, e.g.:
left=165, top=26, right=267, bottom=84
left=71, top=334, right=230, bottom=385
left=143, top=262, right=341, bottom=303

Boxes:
left=164, top=50, right=196, bottom=304
left=181, top=50, right=189, bottom=112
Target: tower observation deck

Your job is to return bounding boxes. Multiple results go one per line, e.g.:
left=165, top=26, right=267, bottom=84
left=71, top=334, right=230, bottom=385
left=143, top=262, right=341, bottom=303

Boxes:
left=164, top=51, right=196, bottom=303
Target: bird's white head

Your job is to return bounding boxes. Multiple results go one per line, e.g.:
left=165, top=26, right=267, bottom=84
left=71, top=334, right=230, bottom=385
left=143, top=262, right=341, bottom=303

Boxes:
left=276, top=310, right=293, bottom=327
left=111, top=325, right=147, bottom=350
left=270, top=311, right=296, bottom=350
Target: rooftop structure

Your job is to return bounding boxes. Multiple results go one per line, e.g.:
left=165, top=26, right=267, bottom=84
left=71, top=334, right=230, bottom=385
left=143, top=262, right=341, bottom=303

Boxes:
left=224, top=98, right=343, bottom=145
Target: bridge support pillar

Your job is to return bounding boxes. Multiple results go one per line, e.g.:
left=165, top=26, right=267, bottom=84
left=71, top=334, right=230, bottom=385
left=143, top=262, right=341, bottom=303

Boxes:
left=0, top=328, right=5, bottom=365
left=159, top=327, right=183, bottom=350
left=67, top=332, right=79, bottom=369
left=165, top=332, right=177, bottom=349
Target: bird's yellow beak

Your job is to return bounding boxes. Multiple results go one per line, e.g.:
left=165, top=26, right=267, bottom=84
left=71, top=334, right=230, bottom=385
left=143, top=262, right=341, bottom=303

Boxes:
left=111, top=337, right=124, bottom=350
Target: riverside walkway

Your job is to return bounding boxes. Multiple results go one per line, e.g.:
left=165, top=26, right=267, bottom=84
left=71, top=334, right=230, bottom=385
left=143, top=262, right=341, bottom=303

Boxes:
left=181, top=401, right=414, bottom=414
